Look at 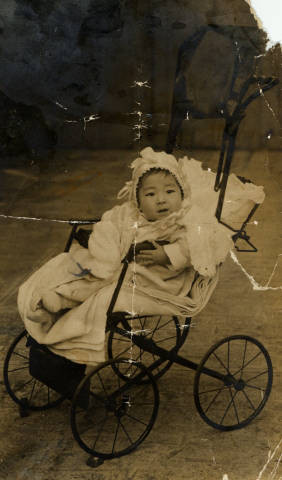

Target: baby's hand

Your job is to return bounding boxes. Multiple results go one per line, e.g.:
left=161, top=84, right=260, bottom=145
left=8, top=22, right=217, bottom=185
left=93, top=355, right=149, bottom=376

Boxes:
left=136, top=241, right=170, bottom=266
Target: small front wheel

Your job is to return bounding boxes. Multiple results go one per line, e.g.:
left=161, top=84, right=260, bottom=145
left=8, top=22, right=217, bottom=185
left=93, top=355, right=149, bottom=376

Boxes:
left=194, top=335, right=273, bottom=431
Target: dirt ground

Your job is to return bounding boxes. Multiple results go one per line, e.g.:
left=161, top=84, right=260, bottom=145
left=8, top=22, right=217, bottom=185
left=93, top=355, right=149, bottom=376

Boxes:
left=0, top=148, right=281, bottom=480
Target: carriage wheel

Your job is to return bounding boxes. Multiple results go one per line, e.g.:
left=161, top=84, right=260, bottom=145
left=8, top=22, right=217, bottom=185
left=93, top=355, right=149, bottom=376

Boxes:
left=71, top=358, right=159, bottom=459
left=108, top=315, right=183, bottom=382
left=194, top=335, right=273, bottom=431
left=3, top=330, right=65, bottom=412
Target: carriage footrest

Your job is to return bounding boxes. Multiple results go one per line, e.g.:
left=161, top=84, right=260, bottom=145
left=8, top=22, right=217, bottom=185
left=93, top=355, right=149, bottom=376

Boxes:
left=29, top=339, right=89, bottom=409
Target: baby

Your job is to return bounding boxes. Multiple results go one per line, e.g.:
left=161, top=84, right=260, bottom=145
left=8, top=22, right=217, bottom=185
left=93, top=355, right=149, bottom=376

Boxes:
left=18, top=147, right=232, bottom=365
left=135, top=167, right=184, bottom=267
left=40, top=166, right=187, bottom=314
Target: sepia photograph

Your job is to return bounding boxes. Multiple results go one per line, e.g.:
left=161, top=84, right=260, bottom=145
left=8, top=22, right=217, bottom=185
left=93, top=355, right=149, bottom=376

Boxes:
left=0, top=1, right=281, bottom=479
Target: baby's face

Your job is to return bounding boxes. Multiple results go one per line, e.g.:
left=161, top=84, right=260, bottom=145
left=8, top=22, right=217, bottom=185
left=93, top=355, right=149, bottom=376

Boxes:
left=138, top=171, right=182, bottom=221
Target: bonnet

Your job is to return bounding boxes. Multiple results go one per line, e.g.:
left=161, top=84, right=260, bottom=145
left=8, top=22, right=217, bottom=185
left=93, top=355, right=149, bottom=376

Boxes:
left=117, top=147, right=189, bottom=205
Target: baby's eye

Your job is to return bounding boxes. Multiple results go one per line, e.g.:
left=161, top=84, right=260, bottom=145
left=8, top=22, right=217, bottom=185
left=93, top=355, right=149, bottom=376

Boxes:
left=145, top=192, right=155, bottom=197
left=167, top=189, right=175, bottom=194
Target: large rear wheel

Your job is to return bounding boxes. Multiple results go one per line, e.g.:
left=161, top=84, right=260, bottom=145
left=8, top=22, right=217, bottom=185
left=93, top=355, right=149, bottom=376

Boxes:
left=194, top=335, right=273, bottom=431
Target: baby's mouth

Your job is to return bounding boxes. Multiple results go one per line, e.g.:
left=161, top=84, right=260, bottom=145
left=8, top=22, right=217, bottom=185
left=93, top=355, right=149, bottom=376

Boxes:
left=157, top=208, right=169, bottom=214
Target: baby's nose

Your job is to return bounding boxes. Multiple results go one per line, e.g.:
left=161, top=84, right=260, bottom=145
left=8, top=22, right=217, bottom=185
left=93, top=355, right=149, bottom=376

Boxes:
left=156, top=193, right=165, bottom=203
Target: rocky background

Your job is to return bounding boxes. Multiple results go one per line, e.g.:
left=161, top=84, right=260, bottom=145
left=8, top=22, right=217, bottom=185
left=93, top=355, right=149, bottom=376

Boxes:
left=0, top=0, right=281, bottom=159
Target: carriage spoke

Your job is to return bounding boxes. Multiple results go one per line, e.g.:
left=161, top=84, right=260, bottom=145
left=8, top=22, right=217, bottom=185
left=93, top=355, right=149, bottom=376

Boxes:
left=124, top=412, right=148, bottom=426
left=139, top=317, right=145, bottom=331
left=29, top=379, right=37, bottom=402
left=8, top=365, right=29, bottom=373
left=119, top=419, right=133, bottom=445
left=21, top=377, right=35, bottom=388
left=245, top=370, right=268, bottom=383
left=12, top=351, right=29, bottom=361
left=244, top=383, right=266, bottom=392
left=204, top=384, right=226, bottom=413
left=113, top=344, right=133, bottom=358
left=239, top=340, right=248, bottom=380
left=30, top=380, right=44, bottom=401
left=112, top=419, right=121, bottom=454
left=198, top=386, right=229, bottom=396
left=241, top=389, right=256, bottom=411
left=212, top=352, right=231, bottom=375
left=153, top=318, right=174, bottom=333
left=93, top=415, right=109, bottom=450
left=229, top=388, right=240, bottom=424
left=220, top=390, right=238, bottom=425
left=155, top=335, right=178, bottom=344
left=151, top=316, right=162, bottom=339
left=97, top=372, right=109, bottom=397
left=120, top=361, right=137, bottom=379
left=232, top=351, right=262, bottom=377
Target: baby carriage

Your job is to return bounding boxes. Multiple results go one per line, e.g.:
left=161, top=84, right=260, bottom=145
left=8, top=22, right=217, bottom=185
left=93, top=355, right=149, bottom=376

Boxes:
left=3, top=25, right=278, bottom=468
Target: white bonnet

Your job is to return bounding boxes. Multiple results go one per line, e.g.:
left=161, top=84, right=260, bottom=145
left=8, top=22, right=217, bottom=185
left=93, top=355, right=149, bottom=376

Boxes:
left=117, top=147, right=189, bottom=204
